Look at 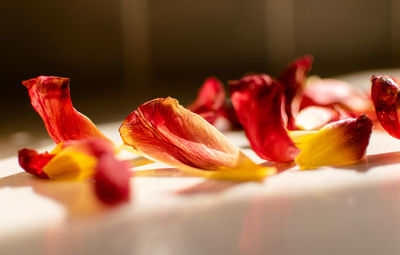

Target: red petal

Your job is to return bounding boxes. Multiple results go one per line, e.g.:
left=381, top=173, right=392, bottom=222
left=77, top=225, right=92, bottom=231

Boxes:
left=94, top=154, right=131, bottom=204
left=230, top=74, right=299, bottom=162
left=371, top=75, right=400, bottom=139
left=188, top=77, right=226, bottom=120
left=120, top=97, right=257, bottom=170
left=279, top=55, right=313, bottom=130
left=18, top=148, right=52, bottom=178
left=22, top=76, right=107, bottom=144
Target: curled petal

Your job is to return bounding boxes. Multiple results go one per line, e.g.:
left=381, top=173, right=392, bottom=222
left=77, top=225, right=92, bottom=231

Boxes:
left=290, top=115, right=372, bottom=169
left=279, top=55, right=313, bottom=130
left=22, top=76, right=107, bottom=144
left=301, top=76, right=371, bottom=113
left=371, top=75, right=400, bottom=139
left=230, top=74, right=299, bottom=162
left=18, top=149, right=53, bottom=178
left=295, top=106, right=339, bottom=131
left=120, top=97, right=274, bottom=181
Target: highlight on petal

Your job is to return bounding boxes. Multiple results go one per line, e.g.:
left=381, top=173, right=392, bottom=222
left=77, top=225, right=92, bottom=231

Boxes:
left=301, top=76, right=371, bottom=113
left=229, top=74, right=300, bottom=162
left=279, top=55, right=313, bottom=130
left=290, top=115, right=372, bottom=169
left=120, top=97, right=274, bottom=181
left=18, top=149, right=53, bottom=178
left=22, top=76, right=107, bottom=144
left=371, top=75, right=400, bottom=139
left=295, top=106, right=339, bottom=131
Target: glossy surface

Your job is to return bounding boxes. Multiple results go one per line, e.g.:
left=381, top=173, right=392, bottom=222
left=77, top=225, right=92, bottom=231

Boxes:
left=2, top=125, right=400, bottom=254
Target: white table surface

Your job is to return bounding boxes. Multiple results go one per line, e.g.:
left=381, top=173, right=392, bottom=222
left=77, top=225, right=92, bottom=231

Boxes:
left=1, top=69, right=400, bottom=255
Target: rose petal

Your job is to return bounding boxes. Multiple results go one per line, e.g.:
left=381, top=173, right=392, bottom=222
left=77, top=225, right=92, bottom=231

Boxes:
left=18, top=149, right=52, bottom=178
left=371, top=75, right=400, bottom=138
left=290, top=115, right=372, bottom=169
left=295, top=106, right=340, bottom=130
left=120, top=97, right=274, bottom=181
left=279, top=55, right=313, bottom=130
left=22, top=76, right=107, bottom=144
left=229, top=74, right=299, bottom=162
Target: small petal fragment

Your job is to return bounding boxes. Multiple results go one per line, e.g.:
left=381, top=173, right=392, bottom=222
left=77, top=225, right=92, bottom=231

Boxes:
left=22, top=76, right=107, bottom=144
left=279, top=55, right=313, bottom=130
left=18, top=149, right=52, bottom=178
left=291, top=115, right=372, bottom=169
left=230, top=75, right=299, bottom=162
left=371, top=75, right=400, bottom=139
left=120, top=97, right=273, bottom=181
left=94, top=154, right=131, bottom=204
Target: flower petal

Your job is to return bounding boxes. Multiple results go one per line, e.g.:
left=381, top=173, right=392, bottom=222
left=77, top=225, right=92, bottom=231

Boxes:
left=279, top=55, right=313, bottom=130
left=295, top=106, right=339, bottom=130
left=188, top=77, right=226, bottom=121
left=229, top=74, right=300, bottom=162
left=22, top=76, right=107, bottom=144
left=301, top=76, right=371, bottom=113
left=94, top=153, right=131, bottom=204
left=120, top=97, right=274, bottom=181
left=188, top=77, right=241, bottom=130
left=290, top=115, right=372, bottom=169
left=18, top=149, right=52, bottom=178
left=371, top=75, right=400, bottom=139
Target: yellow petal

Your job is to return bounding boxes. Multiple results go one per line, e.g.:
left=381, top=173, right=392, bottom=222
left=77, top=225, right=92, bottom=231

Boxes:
left=43, top=146, right=97, bottom=181
left=290, top=115, right=372, bottom=169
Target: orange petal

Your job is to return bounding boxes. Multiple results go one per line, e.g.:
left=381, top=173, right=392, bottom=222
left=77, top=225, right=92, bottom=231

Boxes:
left=120, top=97, right=274, bottom=181
left=290, top=115, right=372, bottom=169
left=22, top=76, right=107, bottom=144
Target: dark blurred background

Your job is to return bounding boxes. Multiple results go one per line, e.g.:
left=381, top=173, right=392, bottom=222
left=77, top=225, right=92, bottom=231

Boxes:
left=1, top=0, right=399, bottom=136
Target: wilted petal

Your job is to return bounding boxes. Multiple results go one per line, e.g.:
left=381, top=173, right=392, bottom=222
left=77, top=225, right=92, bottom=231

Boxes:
left=371, top=75, right=400, bottom=139
left=18, top=149, right=53, bottom=178
left=302, top=76, right=371, bottom=113
left=279, top=55, right=313, bottom=130
left=230, top=74, right=299, bottom=162
left=295, top=106, right=339, bottom=130
left=290, top=115, right=372, bottom=169
left=120, top=97, right=274, bottom=181
left=22, top=76, right=107, bottom=144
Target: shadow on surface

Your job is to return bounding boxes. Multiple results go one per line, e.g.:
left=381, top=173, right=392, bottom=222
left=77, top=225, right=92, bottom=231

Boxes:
left=332, top=151, right=400, bottom=172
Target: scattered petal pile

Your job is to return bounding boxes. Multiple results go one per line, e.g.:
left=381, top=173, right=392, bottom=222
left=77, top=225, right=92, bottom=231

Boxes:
left=18, top=55, right=394, bottom=205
